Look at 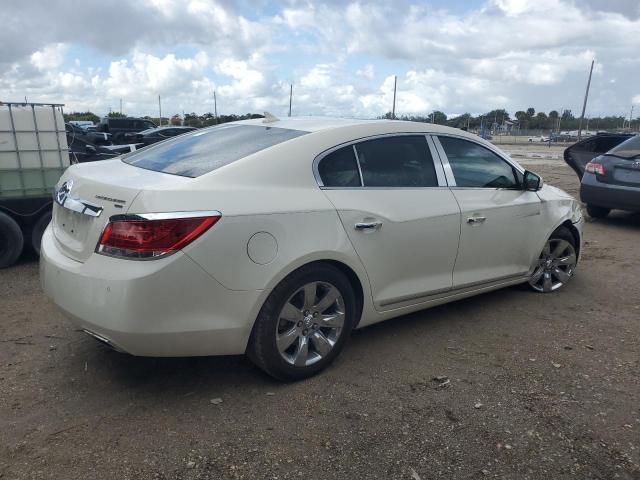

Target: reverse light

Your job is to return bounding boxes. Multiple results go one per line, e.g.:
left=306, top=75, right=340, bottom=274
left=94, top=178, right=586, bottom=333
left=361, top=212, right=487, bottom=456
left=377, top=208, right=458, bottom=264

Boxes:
left=585, top=162, right=605, bottom=176
left=97, top=211, right=220, bottom=259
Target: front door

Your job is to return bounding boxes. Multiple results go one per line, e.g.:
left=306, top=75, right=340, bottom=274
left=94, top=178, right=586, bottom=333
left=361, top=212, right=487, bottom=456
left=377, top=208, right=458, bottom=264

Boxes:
left=434, top=135, right=543, bottom=287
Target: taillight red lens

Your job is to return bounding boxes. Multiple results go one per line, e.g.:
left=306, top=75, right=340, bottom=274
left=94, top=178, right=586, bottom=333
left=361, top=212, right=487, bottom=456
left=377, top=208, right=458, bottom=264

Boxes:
left=97, top=215, right=220, bottom=259
left=585, top=162, right=605, bottom=175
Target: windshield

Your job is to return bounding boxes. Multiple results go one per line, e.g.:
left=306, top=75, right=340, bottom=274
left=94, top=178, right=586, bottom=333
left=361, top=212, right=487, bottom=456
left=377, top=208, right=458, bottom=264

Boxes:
left=123, top=124, right=309, bottom=177
left=605, top=135, right=640, bottom=159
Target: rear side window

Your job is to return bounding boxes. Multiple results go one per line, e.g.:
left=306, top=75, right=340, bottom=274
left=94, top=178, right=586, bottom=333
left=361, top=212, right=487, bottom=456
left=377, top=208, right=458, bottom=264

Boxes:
left=123, top=124, right=308, bottom=177
left=355, top=136, right=437, bottom=187
left=605, top=135, right=640, bottom=159
left=438, top=136, right=519, bottom=189
left=318, top=146, right=361, bottom=187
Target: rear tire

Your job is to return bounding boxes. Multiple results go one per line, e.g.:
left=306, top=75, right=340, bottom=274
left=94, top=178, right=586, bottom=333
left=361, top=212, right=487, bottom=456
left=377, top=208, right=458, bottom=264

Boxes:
left=0, top=212, right=24, bottom=269
left=248, top=263, right=356, bottom=381
left=586, top=204, right=610, bottom=219
left=30, top=211, right=52, bottom=256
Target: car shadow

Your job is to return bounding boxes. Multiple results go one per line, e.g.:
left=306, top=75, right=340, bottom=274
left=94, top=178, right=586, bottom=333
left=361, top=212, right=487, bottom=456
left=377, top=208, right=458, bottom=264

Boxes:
left=588, top=211, right=640, bottom=230
left=80, top=284, right=530, bottom=396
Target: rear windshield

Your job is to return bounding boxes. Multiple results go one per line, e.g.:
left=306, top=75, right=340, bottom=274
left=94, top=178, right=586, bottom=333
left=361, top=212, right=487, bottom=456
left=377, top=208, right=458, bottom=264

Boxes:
left=123, top=124, right=309, bottom=177
left=605, top=135, right=640, bottom=159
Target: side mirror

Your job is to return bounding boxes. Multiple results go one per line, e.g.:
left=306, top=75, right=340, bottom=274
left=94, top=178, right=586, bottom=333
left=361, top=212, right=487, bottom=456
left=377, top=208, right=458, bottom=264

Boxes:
left=523, top=170, right=543, bottom=191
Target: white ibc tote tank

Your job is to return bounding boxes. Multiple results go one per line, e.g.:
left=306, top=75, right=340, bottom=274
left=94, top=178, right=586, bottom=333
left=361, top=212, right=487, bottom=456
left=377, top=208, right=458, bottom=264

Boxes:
left=0, top=102, right=70, bottom=198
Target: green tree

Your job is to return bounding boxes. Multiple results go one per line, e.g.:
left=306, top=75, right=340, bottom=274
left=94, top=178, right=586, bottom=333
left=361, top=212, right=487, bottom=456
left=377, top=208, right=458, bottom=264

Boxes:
left=526, top=107, right=535, bottom=117
left=561, top=109, right=574, bottom=121
left=63, top=111, right=100, bottom=123
left=431, top=111, right=447, bottom=124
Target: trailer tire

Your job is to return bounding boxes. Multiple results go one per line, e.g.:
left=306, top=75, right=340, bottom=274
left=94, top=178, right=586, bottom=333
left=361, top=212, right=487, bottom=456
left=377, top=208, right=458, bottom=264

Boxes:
left=0, top=212, right=24, bottom=268
left=31, top=211, right=52, bottom=256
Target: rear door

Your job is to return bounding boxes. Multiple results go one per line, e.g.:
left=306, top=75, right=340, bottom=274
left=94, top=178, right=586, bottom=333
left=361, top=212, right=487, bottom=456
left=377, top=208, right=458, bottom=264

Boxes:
left=433, top=135, right=543, bottom=287
left=318, top=135, right=461, bottom=310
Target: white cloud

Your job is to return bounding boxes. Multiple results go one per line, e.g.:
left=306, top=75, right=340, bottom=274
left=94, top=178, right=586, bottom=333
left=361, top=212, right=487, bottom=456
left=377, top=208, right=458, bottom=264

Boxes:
left=356, top=64, right=375, bottom=80
left=30, top=44, right=66, bottom=71
left=2, top=0, right=640, bottom=118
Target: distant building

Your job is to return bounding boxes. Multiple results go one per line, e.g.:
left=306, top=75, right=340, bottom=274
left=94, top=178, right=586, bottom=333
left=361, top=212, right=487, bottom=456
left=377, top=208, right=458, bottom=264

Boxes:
left=498, top=120, right=514, bottom=134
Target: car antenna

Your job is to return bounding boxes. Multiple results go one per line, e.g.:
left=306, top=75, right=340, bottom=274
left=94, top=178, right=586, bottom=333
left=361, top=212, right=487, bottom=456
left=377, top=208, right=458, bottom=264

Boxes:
left=262, top=112, right=280, bottom=124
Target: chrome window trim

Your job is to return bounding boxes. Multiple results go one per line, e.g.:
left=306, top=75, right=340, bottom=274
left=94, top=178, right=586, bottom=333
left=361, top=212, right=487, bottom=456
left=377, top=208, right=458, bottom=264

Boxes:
left=313, top=132, right=448, bottom=189
left=432, top=133, right=525, bottom=190
left=425, top=134, right=449, bottom=186
left=352, top=144, right=365, bottom=186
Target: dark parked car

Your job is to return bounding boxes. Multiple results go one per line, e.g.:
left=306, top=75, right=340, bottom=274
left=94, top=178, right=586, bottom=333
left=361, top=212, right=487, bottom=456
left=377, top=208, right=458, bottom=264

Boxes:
left=564, top=133, right=634, bottom=179
left=96, top=117, right=157, bottom=144
left=65, top=122, right=112, bottom=146
left=580, top=135, right=640, bottom=218
left=66, top=127, right=138, bottom=163
left=123, top=126, right=197, bottom=146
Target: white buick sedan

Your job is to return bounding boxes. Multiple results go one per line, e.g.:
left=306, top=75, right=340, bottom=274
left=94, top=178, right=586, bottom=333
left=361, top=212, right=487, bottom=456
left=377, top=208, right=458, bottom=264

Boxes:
left=41, top=117, right=583, bottom=380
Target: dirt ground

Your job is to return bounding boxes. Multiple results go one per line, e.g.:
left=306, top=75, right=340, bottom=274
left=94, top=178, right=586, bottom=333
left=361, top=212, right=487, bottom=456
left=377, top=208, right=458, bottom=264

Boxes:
left=1, top=158, right=639, bottom=480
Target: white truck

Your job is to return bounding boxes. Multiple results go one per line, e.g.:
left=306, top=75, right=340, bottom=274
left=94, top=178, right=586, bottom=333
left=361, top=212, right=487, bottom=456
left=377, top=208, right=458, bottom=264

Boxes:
left=0, top=102, right=70, bottom=268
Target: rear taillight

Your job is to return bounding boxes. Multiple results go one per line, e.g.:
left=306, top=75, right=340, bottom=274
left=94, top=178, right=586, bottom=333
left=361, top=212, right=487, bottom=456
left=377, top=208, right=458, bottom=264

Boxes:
left=97, top=213, right=220, bottom=259
left=585, top=162, right=605, bottom=175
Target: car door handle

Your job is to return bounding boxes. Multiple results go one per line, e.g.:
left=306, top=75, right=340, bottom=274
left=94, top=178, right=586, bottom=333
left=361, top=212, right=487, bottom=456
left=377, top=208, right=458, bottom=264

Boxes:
left=467, top=216, right=486, bottom=224
left=354, top=221, right=382, bottom=231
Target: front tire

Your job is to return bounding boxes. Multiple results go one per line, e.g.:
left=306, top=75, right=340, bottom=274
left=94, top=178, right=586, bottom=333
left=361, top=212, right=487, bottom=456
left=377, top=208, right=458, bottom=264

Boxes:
left=528, top=226, right=577, bottom=293
left=586, top=204, right=610, bottom=219
left=248, top=263, right=357, bottom=381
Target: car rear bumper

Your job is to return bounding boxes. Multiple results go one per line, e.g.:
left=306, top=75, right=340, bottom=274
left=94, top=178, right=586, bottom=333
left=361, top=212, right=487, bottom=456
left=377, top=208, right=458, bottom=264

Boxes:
left=40, top=225, right=261, bottom=357
left=580, top=174, right=640, bottom=212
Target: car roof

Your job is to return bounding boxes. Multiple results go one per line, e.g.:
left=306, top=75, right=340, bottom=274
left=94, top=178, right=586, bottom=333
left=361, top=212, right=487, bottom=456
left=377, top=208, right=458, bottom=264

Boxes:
left=235, top=116, right=477, bottom=138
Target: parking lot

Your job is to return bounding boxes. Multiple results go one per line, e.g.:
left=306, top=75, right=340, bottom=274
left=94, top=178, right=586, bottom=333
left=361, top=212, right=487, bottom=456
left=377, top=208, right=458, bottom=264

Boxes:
left=1, top=158, right=639, bottom=479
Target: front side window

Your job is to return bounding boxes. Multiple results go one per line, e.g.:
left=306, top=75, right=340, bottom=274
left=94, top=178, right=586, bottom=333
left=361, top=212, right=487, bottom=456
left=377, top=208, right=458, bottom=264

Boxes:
left=438, top=136, right=519, bottom=188
left=354, top=136, right=437, bottom=187
left=318, top=146, right=361, bottom=187
left=124, top=124, right=308, bottom=177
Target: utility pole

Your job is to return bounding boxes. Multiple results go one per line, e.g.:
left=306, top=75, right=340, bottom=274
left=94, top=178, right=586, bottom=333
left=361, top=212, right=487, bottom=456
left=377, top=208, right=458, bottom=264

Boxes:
left=288, top=84, right=293, bottom=117
left=213, top=91, right=218, bottom=124
left=557, top=106, right=563, bottom=133
left=391, top=75, right=397, bottom=119
left=158, top=95, right=162, bottom=127
left=629, top=105, right=634, bottom=129
left=577, top=60, right=594, bottom=141
left=119, top=98, right=122, bottom=114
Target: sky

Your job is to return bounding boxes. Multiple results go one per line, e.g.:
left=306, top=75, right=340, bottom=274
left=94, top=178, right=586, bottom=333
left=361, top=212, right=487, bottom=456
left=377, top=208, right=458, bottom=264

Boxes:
left=1, top=0, right=640, bottom=120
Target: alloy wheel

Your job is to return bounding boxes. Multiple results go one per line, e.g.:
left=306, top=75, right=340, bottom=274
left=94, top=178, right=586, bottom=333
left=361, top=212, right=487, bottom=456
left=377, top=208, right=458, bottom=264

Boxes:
left=275, top=281, right=345, bottom=367
left=529, top=238, right=577, bottom=292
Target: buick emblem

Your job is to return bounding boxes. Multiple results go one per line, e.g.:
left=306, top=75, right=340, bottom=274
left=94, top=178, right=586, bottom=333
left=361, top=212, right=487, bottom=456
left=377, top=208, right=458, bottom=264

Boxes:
left=56, top=179, right=73, bottom=204
left=632, top=161, right=640, bottom=169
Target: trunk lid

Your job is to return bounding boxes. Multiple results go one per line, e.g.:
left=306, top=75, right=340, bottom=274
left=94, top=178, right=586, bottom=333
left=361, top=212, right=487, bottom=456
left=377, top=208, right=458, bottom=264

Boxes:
left=52, top=159, right=191, bottom=262
left=610, top=160, right=640, bottom=187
